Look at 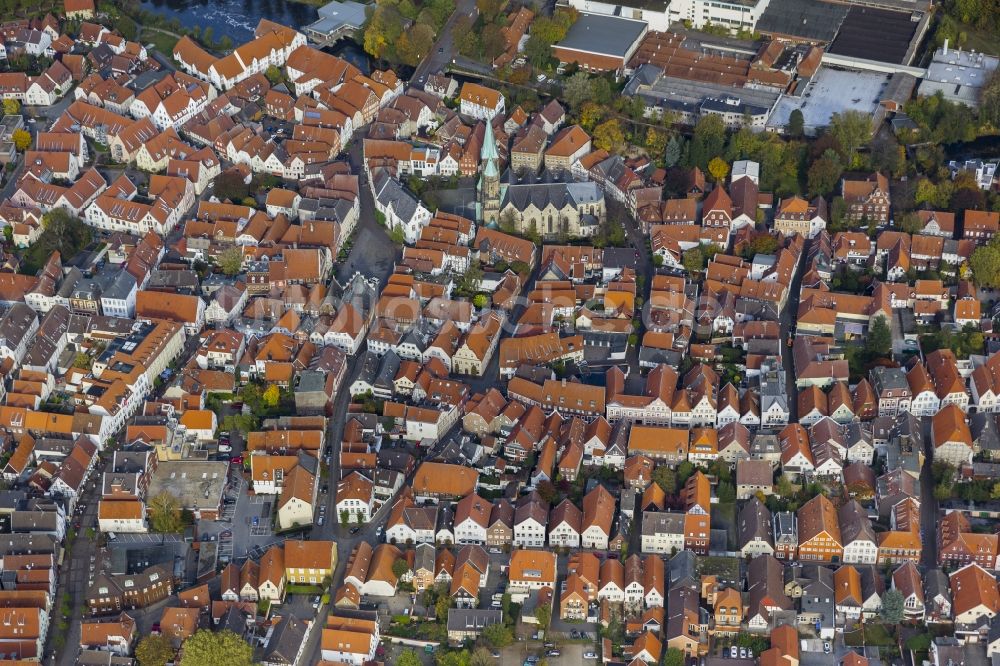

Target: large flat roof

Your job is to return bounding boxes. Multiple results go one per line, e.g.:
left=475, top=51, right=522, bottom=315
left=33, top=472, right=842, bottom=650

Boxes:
left=557, top=12, right=648, bottom=58
left=768, top=65, right=888, bottom=132
left=827, top=5, right=919, bottom=65
left=757, top=0, right=847, bottom=42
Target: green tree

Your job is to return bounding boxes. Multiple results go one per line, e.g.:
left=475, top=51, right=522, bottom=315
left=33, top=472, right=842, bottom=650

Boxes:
left=178, top=629, right=253, bottom=666
left=476, top=0, right=506, bottom=17
left=563, top=72, right=593, bottom=110
left=652, top=465, right=677, bottom=494
left=398, top=649, right=423, bottom=666
left=879, top=588, right=905, bottom=624
left=148, top=491, right=183, bottom=533
left=676, top=460, right=695, bottom=487
left=264, top=65, right=282, bottom=84
left=136, top=634, right=174, bottom=666
left=807, top=149, right=843, bottom=197
left=970, top=236, right=1000, bottom=288
left=688, top=114, right=726, bottom=170
left=534, top=602, right=552, bottom=630
left=865, top=315, right=892, bottom=360
left=483, top=623, right=514, bottom=648
left=473, top=294, right=487, bottom=309
left=664, top=135, right=682, bottom=167
left=829, top=110, right=871, bottom=168
left=786, top=108, right=804, bottom=137
left=682, top=247, right=704, bottom=274
left=37, top=208, right=92, bottom=263
left=217, top=246, right=243, bottom=276
left=392, top=558, right=409, bottom=578
left=459, top=261, right=484, bottom=294
left=11, top=128, right=30, bottom=152
left=436, top=594, right=451, bottom=622
left=896, top=212, right=922, bottom=234
left=212, top=170, right=250, bottom=202
left=664, top=648, right=686, bottom=666
left=717, top=481, right=736, bottom=503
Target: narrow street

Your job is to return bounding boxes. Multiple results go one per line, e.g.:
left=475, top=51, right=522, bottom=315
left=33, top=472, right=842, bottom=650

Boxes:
left=779, top=238, right=811, bottom=423
left=919, top=415, right=939, bottom=567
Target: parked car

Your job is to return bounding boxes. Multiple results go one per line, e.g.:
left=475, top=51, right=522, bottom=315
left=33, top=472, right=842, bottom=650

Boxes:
left=731, top=647, right=739, bottom=658
left=824, top=643, right=831, bottom=654
left=584, top=652, right=598, bottom=660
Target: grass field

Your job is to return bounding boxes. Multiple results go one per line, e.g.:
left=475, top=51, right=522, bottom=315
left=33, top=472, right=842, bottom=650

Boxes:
left=143, top=28, right=179, bottom=56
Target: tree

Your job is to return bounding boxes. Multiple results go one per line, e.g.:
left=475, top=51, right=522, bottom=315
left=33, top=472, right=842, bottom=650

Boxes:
left=676, top=460, right=695, bottom=487
left=482, top=24, right=507, bottom=61
left=896, top=212, right=922, bottom=234
left=689, top=114, right=726, bottom=170
left=11, top=128, right=30, bottom=152
left=879, top=588, right=905, bottom=624
left=534, top=602, right=552, bottom=630
left=652, top=465, right=677, bottom=494
left=829, top=111, right=871, bottom=168
left=807, top=149, right=844, bottom=197
left=37, top=208, right=92, bottom=263
left=212, top=170, right=249, bottom=202
left=717, top=481, right=736, bottom=503
left=392, top=558, right=409, bottom=578
left=398, top=649, right=422, bottom=666
left=435, top=594, right=451, bottom=623
left=865, top=315, right=892, bottom=360
left=563, top=72, right=593, bottom=110
left=217, top=246, right=243, bottom=276
left=592, top=119, right=625, bottom=153
left=664, top=648, right=686, bottom=666
left=264, top=65, right=282, bottom=84
left=482, top=623, right=514, bottom=648
left=472, top=294, right=487, bottom=308
left=476, top=0, right=506, bottom=18
left=578, top=102, right=604, bottom=131
left=707, top=156, right=730, bottom=182
left=136, top=634, right=174, bottom=666
left=536, top=480, right=558, bottom=504
left=459, top=262, right=484, bottom=294
left=786, top=108, right=804, bottom=137
left=664, top=135, right=682, bottom=167
left=178, top=629, right=254, bottom=666
left=262, top=384, right=281, bottom=408
left=970, top=236, right=1000, bottom=288
left=471, top=648, right=494, bottom=666
left=645, top=128, right=668, bottom=160
left=148, top=491, right=183, bottom=533
left=2, top=99, right=20, bottom=115
left=363, top=5, right=404, bottom=60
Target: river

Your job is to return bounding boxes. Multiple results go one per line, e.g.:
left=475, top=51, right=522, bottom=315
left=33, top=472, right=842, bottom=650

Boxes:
left=138, top=0, right=371, bottom=71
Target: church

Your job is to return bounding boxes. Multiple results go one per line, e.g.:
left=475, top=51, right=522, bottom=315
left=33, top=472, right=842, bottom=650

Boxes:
left=478, top=120, right=606, bottom=238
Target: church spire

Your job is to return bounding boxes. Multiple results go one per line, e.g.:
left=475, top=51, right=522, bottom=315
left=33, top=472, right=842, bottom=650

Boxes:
left=481, top=119, right=499, bottom=163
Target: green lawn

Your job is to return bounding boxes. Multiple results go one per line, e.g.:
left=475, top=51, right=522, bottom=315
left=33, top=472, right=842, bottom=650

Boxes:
left=845, top=624, right=896, bottom=647
left=143, top=29, right=179, bottom=56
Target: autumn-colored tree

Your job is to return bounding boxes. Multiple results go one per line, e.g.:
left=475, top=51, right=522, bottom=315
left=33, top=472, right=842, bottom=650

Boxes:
left=707, top=156, right=730, bottom=182
left=262, top=384, right=281, bottom=408
left=11, top=129, right=30, bottom=152
left=2, top=99, right=20, bottom=115
left=645, top=127, right=668, bottom=159
left=592, top=119, right=624, bottom=152
left=578, top=102, right=604, bottom=131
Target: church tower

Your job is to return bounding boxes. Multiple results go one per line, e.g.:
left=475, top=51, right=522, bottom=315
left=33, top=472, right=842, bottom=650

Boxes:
left=479, top=120, right=501, bottom=227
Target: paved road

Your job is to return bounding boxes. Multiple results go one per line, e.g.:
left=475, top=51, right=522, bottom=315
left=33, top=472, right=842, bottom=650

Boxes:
left=919, top=415, right=939, bottom=567
left=411, top=0, right=478, bottom=85
left=51, top=467, right=102, bottom=666
left=779, top=237, right=811, bottom=423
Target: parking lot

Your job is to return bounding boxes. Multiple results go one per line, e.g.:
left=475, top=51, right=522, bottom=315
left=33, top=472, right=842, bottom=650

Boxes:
left=501, top=640, right=590, bottom=665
